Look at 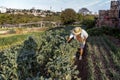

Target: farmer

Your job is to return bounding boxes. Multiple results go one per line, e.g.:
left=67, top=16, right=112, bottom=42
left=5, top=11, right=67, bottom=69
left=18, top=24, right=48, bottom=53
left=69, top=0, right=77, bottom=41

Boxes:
left=67, top=27, right=88, bottom=60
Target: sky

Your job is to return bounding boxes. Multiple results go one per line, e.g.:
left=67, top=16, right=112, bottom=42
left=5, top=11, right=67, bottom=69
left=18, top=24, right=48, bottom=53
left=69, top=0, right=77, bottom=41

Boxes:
left=0, top=0, right=112, bottom=13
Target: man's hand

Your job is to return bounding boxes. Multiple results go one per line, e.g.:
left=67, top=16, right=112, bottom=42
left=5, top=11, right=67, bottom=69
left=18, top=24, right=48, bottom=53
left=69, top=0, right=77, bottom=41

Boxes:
left=83, top=37, right=87, bottom=42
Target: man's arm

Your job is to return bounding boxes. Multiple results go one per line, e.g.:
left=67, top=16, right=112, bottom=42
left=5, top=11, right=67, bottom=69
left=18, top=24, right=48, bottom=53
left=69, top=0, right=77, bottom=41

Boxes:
left=67, top=37, right=72, bottom=43
left=66, top=33, right=74, bottom=43
left=83, top=36, right=87, bottom=42
left=82, top=29, right=88, bottom=41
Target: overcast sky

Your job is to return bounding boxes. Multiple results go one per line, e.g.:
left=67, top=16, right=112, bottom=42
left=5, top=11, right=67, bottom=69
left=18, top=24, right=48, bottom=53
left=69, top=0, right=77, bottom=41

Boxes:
left=0, top=0, right=111, bottom=13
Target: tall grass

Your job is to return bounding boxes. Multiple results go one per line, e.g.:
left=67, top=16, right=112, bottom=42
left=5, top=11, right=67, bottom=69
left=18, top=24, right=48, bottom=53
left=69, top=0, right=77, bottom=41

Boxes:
left=0, top=32, right=44, bottom=50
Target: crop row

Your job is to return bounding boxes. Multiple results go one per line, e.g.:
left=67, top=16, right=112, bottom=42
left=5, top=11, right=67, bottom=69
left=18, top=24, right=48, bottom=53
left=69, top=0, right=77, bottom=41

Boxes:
left=0, top=27, right=80, bottom=80
left=86, top=36, right=120, bottom=80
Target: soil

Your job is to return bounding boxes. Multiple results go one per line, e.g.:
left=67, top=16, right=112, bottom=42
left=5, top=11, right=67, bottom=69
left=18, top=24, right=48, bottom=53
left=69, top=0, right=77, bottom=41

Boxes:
left=74, top=47, right=88, bottom=80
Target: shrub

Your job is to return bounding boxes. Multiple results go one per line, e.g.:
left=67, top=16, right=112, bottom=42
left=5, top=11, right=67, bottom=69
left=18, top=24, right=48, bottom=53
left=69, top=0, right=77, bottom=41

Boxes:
left=87, top=27, right=120, bottom=39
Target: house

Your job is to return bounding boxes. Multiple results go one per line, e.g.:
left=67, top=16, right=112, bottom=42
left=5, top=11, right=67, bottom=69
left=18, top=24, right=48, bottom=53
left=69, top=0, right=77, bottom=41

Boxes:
left=0, top=6, right=7, bottom=13
left=97, top=0, right=120, bottom=28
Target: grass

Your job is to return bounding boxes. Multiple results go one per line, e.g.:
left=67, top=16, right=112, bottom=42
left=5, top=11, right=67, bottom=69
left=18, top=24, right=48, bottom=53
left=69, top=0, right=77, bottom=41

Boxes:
left=0, top=31, right=44, bottom=50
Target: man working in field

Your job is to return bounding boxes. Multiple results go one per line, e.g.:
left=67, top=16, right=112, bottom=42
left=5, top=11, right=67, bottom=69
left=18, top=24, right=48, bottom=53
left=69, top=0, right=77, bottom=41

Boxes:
left=67, top=27, right=88, bottom=60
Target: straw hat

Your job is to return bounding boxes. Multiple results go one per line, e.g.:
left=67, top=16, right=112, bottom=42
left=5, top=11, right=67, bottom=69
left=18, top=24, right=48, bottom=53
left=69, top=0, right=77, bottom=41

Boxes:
left=72, top=27, right=82, bottom=35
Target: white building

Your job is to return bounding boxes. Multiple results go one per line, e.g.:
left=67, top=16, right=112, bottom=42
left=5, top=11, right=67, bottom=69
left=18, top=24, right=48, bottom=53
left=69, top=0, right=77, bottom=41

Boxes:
left=0, top=6, right=7, bottom=13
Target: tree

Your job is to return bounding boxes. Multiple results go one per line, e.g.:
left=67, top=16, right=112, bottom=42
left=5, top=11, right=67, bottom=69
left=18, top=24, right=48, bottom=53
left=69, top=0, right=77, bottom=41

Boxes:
left=78, top=8, right=90, bottom=15
left=61, top=8, right=77, bottom=24
left=81, top=15, right=95, bottom=29
left=77, top=13, right=83, bottom=22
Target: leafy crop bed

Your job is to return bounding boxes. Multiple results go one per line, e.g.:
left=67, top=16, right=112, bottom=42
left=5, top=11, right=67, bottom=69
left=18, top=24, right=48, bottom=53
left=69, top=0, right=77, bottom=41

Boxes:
left=0, top=26, right=120, bottom=80
left=0, top=27, right=80, bottom=80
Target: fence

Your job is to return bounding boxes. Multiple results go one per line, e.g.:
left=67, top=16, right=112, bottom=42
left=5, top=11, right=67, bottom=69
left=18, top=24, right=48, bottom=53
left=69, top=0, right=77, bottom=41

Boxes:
left=0, top=21, right=61, bottom=28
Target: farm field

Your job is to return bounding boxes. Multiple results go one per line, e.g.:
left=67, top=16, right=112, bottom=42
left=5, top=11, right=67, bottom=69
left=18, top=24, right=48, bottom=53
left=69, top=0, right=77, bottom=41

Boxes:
left=0, top=27, right=48, bottom=50
left=0, top=26, right=120, bottom=80
left=77, top=36, right=120, bottom=80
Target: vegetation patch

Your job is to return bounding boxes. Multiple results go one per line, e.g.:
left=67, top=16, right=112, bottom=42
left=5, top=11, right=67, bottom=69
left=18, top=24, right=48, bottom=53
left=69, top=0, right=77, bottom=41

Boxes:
left=0, top=26, right=120, bottom=80
left=87, top=27, right=120, bottom=39
left=0, top=32, right=44, bottom=50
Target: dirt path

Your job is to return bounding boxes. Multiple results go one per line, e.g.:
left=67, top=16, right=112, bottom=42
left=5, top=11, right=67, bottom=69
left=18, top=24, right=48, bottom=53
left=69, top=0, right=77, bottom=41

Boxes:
left=74, top=47, right=88, bottom=80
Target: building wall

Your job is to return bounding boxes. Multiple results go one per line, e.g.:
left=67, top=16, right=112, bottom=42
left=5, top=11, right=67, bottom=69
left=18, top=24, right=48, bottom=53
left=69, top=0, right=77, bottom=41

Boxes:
left=97, top=1, right=120, bottom=28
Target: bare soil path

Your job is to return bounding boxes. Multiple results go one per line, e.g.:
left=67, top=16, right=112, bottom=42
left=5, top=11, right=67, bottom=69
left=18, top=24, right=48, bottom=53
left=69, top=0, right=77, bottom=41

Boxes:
left=74, top=47, right=88, bottom=80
